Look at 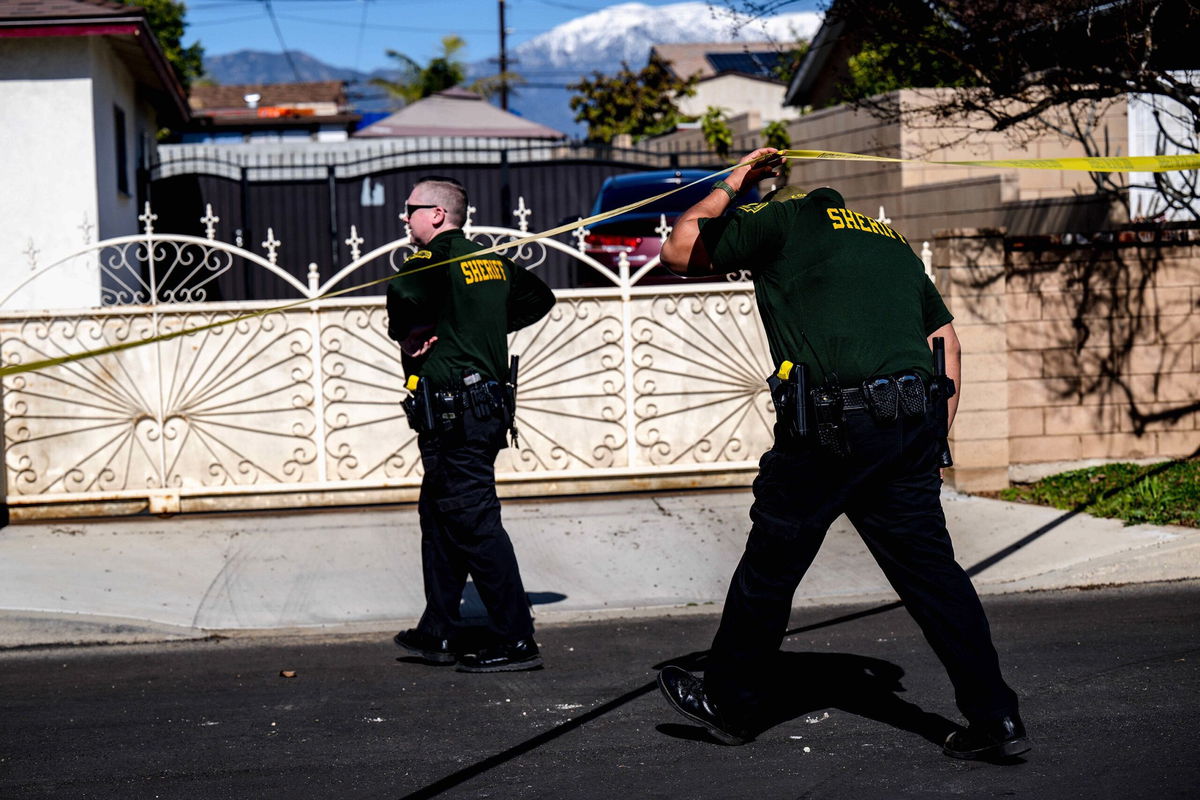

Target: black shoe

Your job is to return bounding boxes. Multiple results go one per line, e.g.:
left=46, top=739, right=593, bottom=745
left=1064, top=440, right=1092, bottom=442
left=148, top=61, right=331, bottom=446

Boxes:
left=456, top=639, right=543, bottom=672
left=657, top=665, right=751, bottom=746
left=393, top=628, right=456, bottom=665
left=943, top=715, right=1030, bottom=760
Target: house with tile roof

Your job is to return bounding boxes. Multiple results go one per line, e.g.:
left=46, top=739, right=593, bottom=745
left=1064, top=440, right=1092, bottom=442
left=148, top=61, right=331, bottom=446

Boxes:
left=0, top=0, right=189, bottom=309
left=183, top=81, right=361, bottom=144
left=354, top=86, right=565, bottom=141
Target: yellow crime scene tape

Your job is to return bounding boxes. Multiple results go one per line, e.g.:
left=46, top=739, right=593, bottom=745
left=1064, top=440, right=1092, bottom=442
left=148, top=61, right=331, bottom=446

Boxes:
left=780, top=149, right=1200, bottom=173
left=2, top=149, right=1196, bottom=379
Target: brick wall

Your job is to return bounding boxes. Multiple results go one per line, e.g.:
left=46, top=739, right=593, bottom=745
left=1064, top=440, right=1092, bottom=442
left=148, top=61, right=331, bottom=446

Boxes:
left=935, top=227, right=1200, bottom=491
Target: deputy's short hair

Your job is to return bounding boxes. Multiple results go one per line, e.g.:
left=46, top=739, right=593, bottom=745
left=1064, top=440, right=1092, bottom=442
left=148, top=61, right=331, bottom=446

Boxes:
left=413, top=176, right=468, bottom=226
left=762, top=185, right=807, bottom=203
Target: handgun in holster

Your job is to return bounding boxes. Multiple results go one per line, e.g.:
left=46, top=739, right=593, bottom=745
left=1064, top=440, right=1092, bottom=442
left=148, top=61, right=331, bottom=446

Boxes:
left=402, top=373, right=436, bottom=433
left=766, top=360, right=810, bottom=439
left=930, top=337, right=957, bottom=468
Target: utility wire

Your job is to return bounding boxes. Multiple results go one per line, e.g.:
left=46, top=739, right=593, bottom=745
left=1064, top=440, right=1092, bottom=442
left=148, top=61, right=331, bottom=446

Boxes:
left=352, top=0, right=369, bottom=72
left=271, top=11, right=495, bottom=32
left=188, top=13, right=272, bottom=26
left=262, top=0, right=304, bottom=81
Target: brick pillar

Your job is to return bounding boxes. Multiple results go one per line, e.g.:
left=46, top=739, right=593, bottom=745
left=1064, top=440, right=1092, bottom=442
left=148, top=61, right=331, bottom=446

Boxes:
left=933, top=228, right=1010, bottom=492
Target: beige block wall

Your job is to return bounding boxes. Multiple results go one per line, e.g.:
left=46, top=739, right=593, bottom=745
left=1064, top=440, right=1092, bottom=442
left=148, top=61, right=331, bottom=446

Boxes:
left=934, top=229, right=1011, bottom=492
left=644, top=90, right=1128, bottom=245
left=936, top=228, right=1200, bottom=491
left=897, top=89, right=1128, bottom=203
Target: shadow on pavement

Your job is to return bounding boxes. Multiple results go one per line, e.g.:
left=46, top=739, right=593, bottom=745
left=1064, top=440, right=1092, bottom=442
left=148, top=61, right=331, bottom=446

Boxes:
left=460, top=581, right=567, bottom=619
left=655, top=652, right=958, bottom=748
left=398, top=457, right=1193, bottom=798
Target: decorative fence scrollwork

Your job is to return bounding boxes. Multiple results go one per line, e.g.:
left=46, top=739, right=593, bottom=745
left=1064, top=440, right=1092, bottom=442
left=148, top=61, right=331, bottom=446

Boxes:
left=1, top=199, right=775, bottom=514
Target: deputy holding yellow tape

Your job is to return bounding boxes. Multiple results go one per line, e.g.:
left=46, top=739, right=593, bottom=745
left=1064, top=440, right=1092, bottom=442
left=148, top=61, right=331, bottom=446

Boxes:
left=655, top=146, right=1029, bottom=760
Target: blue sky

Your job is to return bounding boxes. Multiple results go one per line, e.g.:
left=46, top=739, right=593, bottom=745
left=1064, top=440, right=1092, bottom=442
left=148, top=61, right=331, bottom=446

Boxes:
left=182, top=0, right=821, bottom=74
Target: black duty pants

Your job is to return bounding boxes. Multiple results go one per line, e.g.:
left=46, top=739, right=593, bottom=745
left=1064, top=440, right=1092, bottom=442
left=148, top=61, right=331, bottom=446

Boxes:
left=705, top=407, right=1019, bottom=726
left=415, top=407, right=533, bottom=643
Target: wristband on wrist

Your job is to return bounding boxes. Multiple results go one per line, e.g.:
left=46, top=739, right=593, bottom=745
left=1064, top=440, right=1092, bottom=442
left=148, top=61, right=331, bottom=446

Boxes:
left=712, top=179, right=738, bottom=201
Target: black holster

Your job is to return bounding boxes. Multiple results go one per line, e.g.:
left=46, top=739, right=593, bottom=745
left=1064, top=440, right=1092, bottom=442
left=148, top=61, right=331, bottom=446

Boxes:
left=766, top=362, right=809, bottom=439
left=930, top=337, right=956, bottom=468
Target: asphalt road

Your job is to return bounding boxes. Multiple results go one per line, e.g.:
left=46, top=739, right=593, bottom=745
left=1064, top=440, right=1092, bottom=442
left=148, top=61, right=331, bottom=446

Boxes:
left=2, top=581, right=1198, bottom=799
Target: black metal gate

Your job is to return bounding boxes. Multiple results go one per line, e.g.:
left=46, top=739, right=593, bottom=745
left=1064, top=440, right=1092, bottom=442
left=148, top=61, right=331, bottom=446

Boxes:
left=147, top=142, right=724, bottom=297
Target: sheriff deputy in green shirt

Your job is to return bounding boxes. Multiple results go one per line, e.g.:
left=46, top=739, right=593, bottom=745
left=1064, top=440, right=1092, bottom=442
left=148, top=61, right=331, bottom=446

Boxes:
left=387, top=176, right=554, bottom=673
left=656, top=147, right=1028, bottom=762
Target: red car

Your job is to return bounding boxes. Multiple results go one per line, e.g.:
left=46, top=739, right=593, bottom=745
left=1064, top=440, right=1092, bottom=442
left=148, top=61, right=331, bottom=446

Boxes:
left=581, top=169, right=760, bottom=286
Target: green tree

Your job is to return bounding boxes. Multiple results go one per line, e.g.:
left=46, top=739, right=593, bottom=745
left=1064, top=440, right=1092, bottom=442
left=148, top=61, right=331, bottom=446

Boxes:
left=770, top=37, right=810, bottom=86
left=569, top=52, right=699, bottom=144
left=837, top=21, right=974, bottom=104
left=124, top=0, right=204, bottom=89
left=371, top=35, right=523, bottom=106
left=700, top=106, right=733, bottom=158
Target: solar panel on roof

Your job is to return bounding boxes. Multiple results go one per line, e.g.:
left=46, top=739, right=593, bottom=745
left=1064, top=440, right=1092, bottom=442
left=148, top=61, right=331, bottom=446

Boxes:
left=705, top=52, right=787, bottom=78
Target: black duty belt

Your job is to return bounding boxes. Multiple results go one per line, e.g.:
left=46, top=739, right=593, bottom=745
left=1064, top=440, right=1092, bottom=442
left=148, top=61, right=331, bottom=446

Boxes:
left=840, top=387, right=868, bottom=411
left=403, top=378, right=512, bottom=435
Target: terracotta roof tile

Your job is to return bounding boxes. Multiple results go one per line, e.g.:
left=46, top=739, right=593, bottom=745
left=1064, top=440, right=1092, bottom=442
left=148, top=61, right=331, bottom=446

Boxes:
left=0, top=0, right=137, bottom=20
left=355, top=88, right=564, bottom=140
left=190, top=81, right=349, bottom=112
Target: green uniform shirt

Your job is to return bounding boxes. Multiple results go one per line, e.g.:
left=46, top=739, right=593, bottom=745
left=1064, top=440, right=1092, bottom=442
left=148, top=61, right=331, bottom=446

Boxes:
left=698, top=187, right=953, bottom=386
left=386, top=228, right=555, bottom=390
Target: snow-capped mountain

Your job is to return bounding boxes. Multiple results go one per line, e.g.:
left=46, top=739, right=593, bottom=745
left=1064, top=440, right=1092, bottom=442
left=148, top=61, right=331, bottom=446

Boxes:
left=514, top=1, right=820, bottom=72
left=498, top=2, right=820, bottom=135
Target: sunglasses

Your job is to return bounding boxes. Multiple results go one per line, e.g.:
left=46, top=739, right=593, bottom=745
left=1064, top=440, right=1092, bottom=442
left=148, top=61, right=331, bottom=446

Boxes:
left=404, top=203, right=440, bottom=218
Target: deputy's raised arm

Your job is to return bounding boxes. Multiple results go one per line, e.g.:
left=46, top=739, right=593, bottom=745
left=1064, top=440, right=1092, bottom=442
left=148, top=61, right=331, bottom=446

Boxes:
left=659, top=147, right=783, bottom=276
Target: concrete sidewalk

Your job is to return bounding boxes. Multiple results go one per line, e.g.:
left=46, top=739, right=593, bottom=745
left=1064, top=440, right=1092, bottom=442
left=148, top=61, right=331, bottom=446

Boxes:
left=1, top=488, right=1197, bottom=647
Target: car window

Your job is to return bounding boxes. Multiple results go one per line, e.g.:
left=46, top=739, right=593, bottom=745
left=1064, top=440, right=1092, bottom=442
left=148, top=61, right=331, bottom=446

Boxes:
left=595, top=177, right=759, bottom=216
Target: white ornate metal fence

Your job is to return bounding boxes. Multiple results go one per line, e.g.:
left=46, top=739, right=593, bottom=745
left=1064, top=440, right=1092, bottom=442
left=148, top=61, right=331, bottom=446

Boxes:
left=1, top=201, right=779, bottom=516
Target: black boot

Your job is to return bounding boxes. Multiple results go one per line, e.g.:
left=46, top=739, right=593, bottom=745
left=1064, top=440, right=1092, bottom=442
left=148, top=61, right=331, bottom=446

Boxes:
left=943, top=715, right=1030, bottom=760
left=657, top=665, right=752, bottom=745
left=456, top=639, right=543, bottom=672
left=393, top=628, right=457, bottom=665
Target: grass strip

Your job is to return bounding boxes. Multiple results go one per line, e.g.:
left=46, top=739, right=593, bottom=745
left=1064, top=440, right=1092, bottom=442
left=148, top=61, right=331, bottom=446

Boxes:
left=999, top=458, right=1199, bottom=528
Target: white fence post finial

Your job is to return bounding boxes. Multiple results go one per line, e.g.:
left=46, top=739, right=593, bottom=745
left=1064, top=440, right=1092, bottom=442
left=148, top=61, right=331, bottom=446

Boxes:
left=139, top=202, right=158, bottom=234
left=655, top=213, right=672, bottom=241
left=78, top=213, right=94, bottom=245
left=307, top=262, right=321, bottom=295
left=464, top=205, right=477, bottom=235
left=877, top=206, right=891, bottom=226
left=572, top=218, right=590, bottom=253
left=22, top=239, right=38, bottom=271
left=514, top=196, right=531, bottom=233
left=262, top=228, right=281, bottom=265
left=201, top=204, right=220, bottom=240
left=921, top=241, right=934, bottom=279
left=344, top=225, right=364, bottom=262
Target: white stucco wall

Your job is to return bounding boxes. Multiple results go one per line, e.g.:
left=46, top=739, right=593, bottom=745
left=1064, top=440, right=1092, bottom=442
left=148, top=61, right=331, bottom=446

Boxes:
left=0, top=37, right=101, bottom=310
left=0, top=35, right=163, bottom=311
left=89, top=36, right=151, bottom=243
left=678, top=75, right=799, bottom=124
